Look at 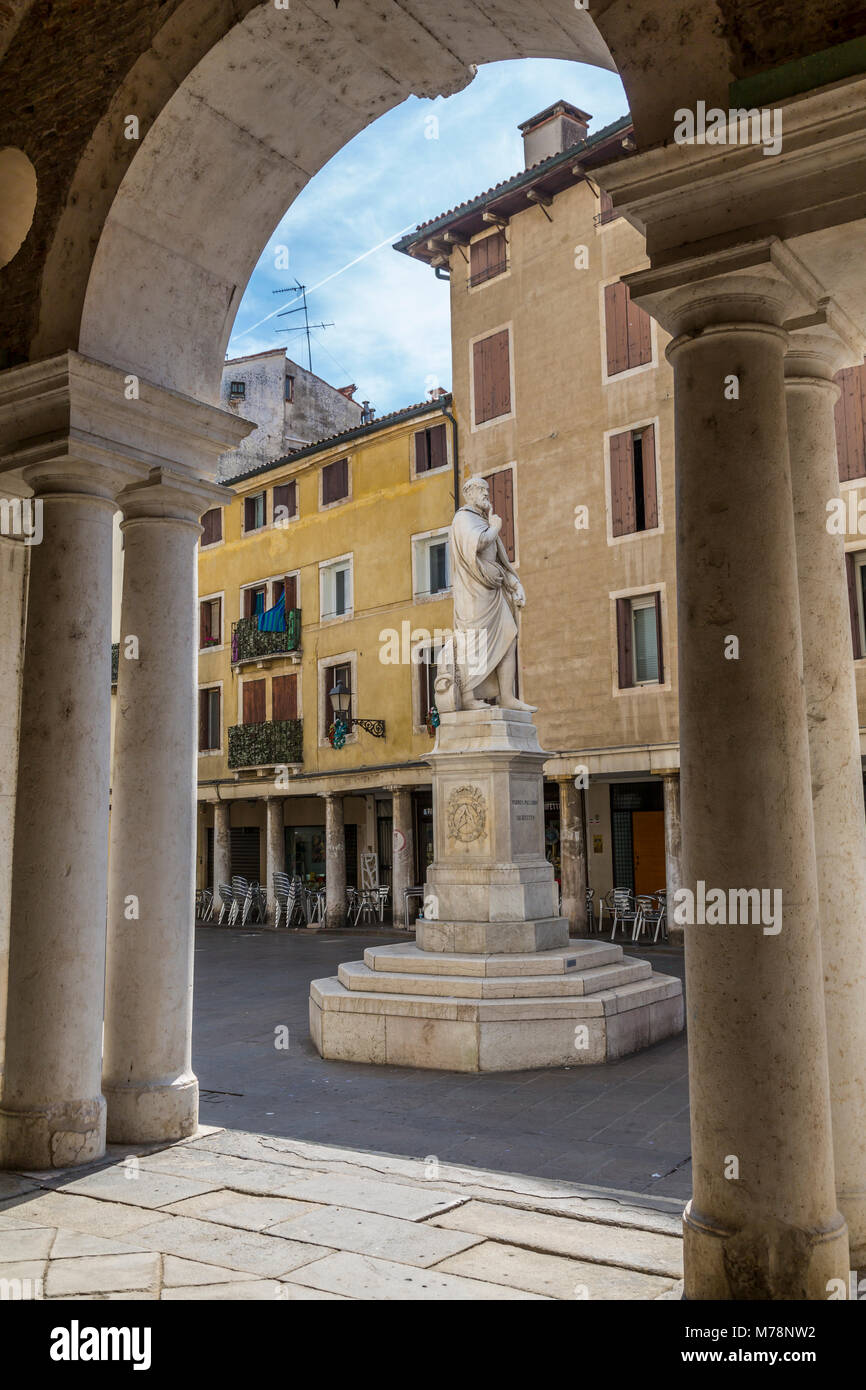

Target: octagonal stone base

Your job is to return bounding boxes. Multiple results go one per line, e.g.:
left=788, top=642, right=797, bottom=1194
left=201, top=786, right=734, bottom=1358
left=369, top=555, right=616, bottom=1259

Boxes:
left=310, top=939, right=684, bottom=1072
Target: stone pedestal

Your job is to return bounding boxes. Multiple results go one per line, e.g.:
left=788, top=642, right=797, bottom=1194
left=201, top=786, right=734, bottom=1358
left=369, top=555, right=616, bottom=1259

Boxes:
left=311, top=710, right=683, bottom=1071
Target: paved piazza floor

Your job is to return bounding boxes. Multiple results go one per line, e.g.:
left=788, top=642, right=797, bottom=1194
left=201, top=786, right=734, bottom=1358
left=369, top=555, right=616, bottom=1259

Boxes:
left=0, top=928, right=690, bottom=1301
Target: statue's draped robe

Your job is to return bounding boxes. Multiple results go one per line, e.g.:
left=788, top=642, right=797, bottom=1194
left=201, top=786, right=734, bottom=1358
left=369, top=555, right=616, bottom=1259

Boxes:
left=450, top=505, right=517, bottom=697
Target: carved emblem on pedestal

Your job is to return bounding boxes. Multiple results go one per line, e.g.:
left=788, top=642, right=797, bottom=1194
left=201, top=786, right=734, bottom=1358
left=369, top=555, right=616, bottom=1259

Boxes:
left=447, top=784, right=487, bottom=843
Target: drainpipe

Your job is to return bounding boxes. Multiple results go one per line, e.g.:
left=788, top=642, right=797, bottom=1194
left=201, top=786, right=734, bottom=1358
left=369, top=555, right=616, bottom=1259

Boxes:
left=434, top=266, right=451, bottom=282
left=441, top=400, right=459, bottom=509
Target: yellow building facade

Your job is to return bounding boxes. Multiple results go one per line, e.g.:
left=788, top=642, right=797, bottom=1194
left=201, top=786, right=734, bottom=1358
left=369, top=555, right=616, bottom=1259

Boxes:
left=195, top=397, right=457, bottom=927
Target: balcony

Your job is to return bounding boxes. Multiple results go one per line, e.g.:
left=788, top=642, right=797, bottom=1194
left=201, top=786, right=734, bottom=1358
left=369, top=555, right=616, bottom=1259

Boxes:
left=230, top=608, right=301, bottom=666
left=228, top=718, right=303, bottom=770
left=467, top=259, right=508, bottom=289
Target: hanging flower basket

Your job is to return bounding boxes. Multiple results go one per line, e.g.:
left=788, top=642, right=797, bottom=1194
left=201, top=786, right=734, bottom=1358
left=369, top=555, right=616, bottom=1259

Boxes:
left=425, top=704, right=440, bottom=737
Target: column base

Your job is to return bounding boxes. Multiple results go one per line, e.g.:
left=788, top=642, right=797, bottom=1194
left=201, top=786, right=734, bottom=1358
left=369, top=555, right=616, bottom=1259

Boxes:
left=683, top=1199, right=849, bottom=1300
left=0, top=1096, right=106, bottom=1170
left=839, top=1190, right=866, bottom=1272
left=104, top=1076, right=198, bottom=1145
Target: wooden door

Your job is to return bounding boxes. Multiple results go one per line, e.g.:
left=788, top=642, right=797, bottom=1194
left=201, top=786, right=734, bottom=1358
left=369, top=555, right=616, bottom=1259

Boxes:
left=633, top=810, right=665, bottom=895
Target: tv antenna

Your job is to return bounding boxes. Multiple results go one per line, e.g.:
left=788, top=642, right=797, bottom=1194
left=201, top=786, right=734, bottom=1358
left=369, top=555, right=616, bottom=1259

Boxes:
left=273, top=280, right=334, bottom=373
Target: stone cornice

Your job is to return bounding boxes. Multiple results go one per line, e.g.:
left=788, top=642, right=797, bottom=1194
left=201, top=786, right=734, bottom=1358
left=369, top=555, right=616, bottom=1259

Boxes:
left=0, top=351, right=254, bottom=484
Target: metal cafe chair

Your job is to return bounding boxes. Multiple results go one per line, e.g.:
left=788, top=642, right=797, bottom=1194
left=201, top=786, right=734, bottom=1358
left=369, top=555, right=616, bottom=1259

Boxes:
left=608, top=889, right=640, bottom=942
left=404, top=886, right=425, bottom=923
left=230, top=876, right=249, bottom=926
left=585, top=886, right=596, bottom=934
left=273, top=871, right=290, bottom=930
left=217, top=883, right=234, bottom=925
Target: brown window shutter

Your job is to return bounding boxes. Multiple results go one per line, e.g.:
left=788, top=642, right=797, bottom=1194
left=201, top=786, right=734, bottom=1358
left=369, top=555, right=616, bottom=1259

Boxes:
left=415, top=430, right=430, bottom=474
left=846, top=552, right=862, bottom=658
left=243, top=679, right=266, bottom=725
left=272, top=674, right=298, bottom=721
left=491, top=329, right=511, bottom=418
left=604, top=282, right=629, bottom=377
left=199, top=601, right=208, bottom=647
left=273, top=483, right=293, bottom=518
left=626, top=290, right=652, bottom=369
left=469, top=237, right=489, bottom=282
left=284, top=574, right=297, bottom=609
left=201, top=508, right=222, bottom=545
left=429, top=423, right=447, bottom=471
left=640, top=425, right=658, bottom=529
left=322, top=459, right=348, bottom=504
left=483, top=468, right=515, bottom=562
left=609, top=429, right=636, bottom=537
left=473, top=339, right=487, bottom=423
left=599, top=188, right=614, bottom=219
left=835, top=363, right=866, bottom=482
left=243, top=588, right=255, bottom=620
left=654, top=591, right=664, bottom=684
left=616, top=597, right=633, bottom=688
left=322, top=463, right=331, bottom=505
left=244, top=496, right=255, bottom=531
left=198, top=689, right=209, bottom=751
left=336, top=458, right=348, bottom=499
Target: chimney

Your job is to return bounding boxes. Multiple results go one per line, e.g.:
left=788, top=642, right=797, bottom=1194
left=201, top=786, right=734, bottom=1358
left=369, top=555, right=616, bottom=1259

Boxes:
left=519, top=101, right=592, bottom=169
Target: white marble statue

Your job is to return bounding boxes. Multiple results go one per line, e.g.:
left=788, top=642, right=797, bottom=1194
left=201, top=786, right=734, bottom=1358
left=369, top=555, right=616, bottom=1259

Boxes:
left=435, top=475, right=536, bottom=713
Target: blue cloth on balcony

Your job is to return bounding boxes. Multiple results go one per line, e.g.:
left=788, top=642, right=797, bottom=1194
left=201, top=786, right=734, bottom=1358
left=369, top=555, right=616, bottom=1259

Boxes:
left=258, top=591, right=286, bottom=632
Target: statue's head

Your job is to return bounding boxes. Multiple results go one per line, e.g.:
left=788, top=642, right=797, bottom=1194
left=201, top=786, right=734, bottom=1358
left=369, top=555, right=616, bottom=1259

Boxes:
left=462, top=475, right=490, bottom=513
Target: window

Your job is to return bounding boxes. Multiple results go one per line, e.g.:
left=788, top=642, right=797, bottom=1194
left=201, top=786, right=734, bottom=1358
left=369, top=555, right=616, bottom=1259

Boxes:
left=320, top=556, right=352, bottom=620
left=616, top=593, right=663, bottom=688
left=272, top=673, right=298, bottom=721
left=199, top=596, right=221, bottom=649
left=285, top=375, right=295, bottom=403
left=243, top=491, right=266, bottom=532
left=321, top=457, right=349, bottom=506
left=418, top=643, right=441, bottom=724
left=325, top=661, right=352, bottom=728
left=609, top=425, right=658, bottom=537
left=242, top=678, right=266, bottom=725
left=846, top=551, right=866, bottom=657
left=273, top=480, right=297, bottom=525
left=604, top=281, right=652, bottom=377
left=835, top=361, right=866, bottom=482
left=200, top=507, right=222, bottom=547
left=243, top=584, right=267, bottom=619
left=272, top=573, right=298, bottom=610
left=595, top=188, right=619, bottom=227
left=473, top=329, right=511, bottom=425
left=483, top=467, right=515, bottom=561
left=229, top=381, right=246, bottom=399
left=414, top=423, right=448, bottom=474
left=469, top=231, right=508, bottom=287
left=413, top=532, right=450, bottom=599
left=198, top=687, right=221, bottom=752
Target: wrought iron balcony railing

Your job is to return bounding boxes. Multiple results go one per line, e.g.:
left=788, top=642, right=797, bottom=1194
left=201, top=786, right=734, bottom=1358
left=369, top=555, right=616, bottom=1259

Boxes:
left=230, top=608, right=301, bottom=665
left=228, top=718, right=303, bottom=769
left=467, top=259, right=509, bottom=289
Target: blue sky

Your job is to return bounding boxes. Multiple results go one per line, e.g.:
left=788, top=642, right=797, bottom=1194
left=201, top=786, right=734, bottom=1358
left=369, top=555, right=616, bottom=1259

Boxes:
left=227, top=58, right=628, bottom=415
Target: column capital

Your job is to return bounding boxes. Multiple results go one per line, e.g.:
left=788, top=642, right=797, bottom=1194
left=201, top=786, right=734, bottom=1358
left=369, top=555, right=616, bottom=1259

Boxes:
left=0, top=350, right=253, bottom=498
left=784, top=314, right=866, bottom=384
left=118, top=466, right=226, bottom=527
left=626, top=238, right=817, bottom=343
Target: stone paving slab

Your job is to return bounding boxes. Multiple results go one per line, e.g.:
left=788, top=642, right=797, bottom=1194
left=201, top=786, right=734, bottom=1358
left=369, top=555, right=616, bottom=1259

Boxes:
left=0, top=1225, right=55, bottom=1260
left=164, top=1190, right=323, bottom=1231
left=50, top=1230, right=149, bottom=1259
left=263, top=1174, right=465, bottom=1221
left=283, top=1250, right=548, bottom=1300
left=162, top=1256, right=261, bottom=1287
left=162, top=1279, right=346, bottom=1300
left=44, top=1251, right=161, bottom=1298
left=57, top=1167, right=222, bottom=1209
left=430, top=1200, right=683, bottom=1278
left=268, top=1205, right=482, bottom=1267
left=436, top=1241, right=677, bottom=1299
left=131, top=1214, right=334, bottom=1278
left=136, top=1146, right=324, bottom=1195
left=0, top=1191, right=165, bottom=1237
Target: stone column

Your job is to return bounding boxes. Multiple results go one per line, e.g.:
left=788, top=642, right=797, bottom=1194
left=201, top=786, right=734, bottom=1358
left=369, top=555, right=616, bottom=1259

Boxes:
left=0, top=479, right=28, bottom=1083
left=324, top=793, right=346, bottom=930
left=628, top=263, right=848, bottom=1298
left=786, top=327, right=866, bottom=1268
left=556, top=776, right=587, bottom=935
left=661, top=772, right=684, bottom=948
left=390, top=786, right=415, bottom=929
left=265, top=797, right=286, bottom=927
left=103, top=468, right=225, bottom=1144
left=213, top=800, right=231, bottom=905
left=0, top=462, right=123, bottom=1169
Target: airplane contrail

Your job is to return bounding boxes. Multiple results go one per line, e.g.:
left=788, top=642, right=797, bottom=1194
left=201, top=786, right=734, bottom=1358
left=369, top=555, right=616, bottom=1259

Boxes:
left=231, top=222, right=417, bottom=343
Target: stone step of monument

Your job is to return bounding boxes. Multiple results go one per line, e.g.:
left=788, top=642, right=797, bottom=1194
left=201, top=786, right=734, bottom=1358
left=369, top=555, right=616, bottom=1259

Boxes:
left=312, top=971, right=682, bottom=1022
left=339, top=956, right=652, bottom=1000
left=362, top=939, right=624, bottom=979
left=310, top=971, right=684, bottom=1070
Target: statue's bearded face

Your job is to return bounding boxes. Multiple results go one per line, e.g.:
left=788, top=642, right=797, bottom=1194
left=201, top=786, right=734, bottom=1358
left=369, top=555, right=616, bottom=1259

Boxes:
left=464, top=480, right=490, bottom=514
